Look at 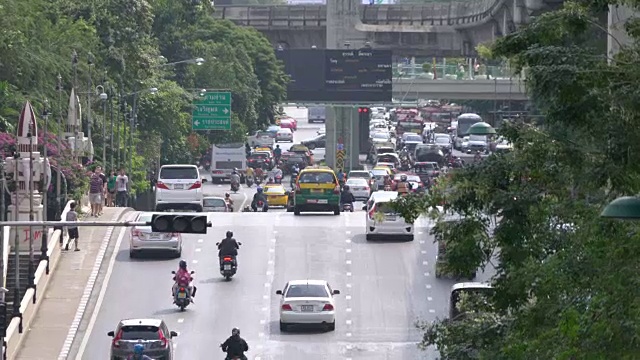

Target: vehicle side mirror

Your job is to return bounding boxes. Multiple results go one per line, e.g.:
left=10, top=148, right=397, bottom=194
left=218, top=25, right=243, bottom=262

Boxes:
left=190, top=271, right=195, bottom=274
left=107, top=331, right=115, bottom=337
left=276, top=290, right=283, bottom=295
left=201, top=178, right=208, bottom=183
left=216, top=242, right=220, bottom=246
left=238, top=242, right=242, bottom=246
left=171, top=271, right=176, bottom=274
left=362, top=205, right=367, bottom=210
left=170, top=331, right=178, bottom=337
left=333, top=290, right=341, bottom=295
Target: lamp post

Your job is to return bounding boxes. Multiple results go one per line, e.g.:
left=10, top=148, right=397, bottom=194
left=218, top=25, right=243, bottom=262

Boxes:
left=55, top=75, right=63, bottom=221
left=109, top=85, right=115, bottom=172
left=155, top=56, right=206, bottom=68
left=97, top=85, right=108, bottom=166
left=86, top=54, right=94, bottom=160
left=40, top=102, right=50, bottom=273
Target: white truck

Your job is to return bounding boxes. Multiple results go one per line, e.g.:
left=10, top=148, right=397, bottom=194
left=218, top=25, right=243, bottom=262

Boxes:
left=210, top=143, right=247, bottom=183
left=308, top=106, right=326, bottom=123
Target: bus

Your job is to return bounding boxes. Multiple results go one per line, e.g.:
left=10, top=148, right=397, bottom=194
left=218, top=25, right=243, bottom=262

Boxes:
left=454, top=113, right=483, bottom=150
left=210, top=143, right=246, bottom=183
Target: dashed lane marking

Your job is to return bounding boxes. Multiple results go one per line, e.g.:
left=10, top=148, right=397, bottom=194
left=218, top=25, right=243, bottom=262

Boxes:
left=426, top=284, right=432, bottom=289
left=422, top=261, right=428, bottom=265
left=192, top=260, right=198, bottom=264
left=197, top=239, right=203, bottom=243
left=346, top=320, right=352, bottom=325
left=424, top=272, right=430, bottom=277
left=346, top=239, right=352, bottom=243
left=346, top=272, right=352, bottom=276
left=429, top=309, right=436, bottom=313
left=346, top=249, right=352, bottom=253
left=346, top=260, right=352, bottom=265
left=346, top=295, right=352, bottom=300
left=345, top=231, right=351, bottom=234
left=427, top=297, right=433, bottom=301
left=195, top=248, right=201, bottom=252
left=177, top=318, right=184, bottom=323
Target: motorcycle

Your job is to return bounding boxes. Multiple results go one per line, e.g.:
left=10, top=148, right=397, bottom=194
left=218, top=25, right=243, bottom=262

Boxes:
left=245, top=176, right=254, bottom=187
left=255, top=176, right=263, bottom=186
left=220, top=344, right=246, bottom=360
left=255, top=200, right=267, bottom=212
left=216, top=242, right=242, bottom=281
left=171, top=270, right=195, bottom=311
left=290, top=171, right=298, bottom=187
left=231, top=181, right=240, bottom=193
left=341, top=203, right=353, bottom=212
left=274, top=174, right=283, bottom=184
left=225, top=200, right=234, bottom=212
left=203, top=162, right=211, bottom=172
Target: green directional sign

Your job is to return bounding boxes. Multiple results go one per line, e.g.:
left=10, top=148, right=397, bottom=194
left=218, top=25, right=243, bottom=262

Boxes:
left=192, top=91, right=232, bottom=131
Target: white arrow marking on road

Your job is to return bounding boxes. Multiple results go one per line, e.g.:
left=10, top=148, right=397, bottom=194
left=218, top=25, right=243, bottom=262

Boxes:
left=194, top=120, right=200, bottom=126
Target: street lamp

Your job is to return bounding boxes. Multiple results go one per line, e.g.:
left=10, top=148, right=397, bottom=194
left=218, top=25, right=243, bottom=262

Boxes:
left=600, top=196, right=640, bottom=219
left=155, top=56, right=206, bottom=68
left=96, top=85, right=108, bottom=166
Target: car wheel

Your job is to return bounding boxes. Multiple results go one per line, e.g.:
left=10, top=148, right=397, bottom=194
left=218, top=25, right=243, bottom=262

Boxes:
left=279, top=321, right=288, bottom=332
left=286, top=205, right=293, bottom=212
left=154, top=205, right=164, bottom=212
left=307, top=143, right=316, bottom=150
left=195, top=205, right=204, bottom=212
left=366, top=234, right=373, bottom=241
left=327, top=321, right=336, bottom=331
left=333, top=207, right=340, bottom=215
left=294, top=206, right=301, bottom=216
left=406, top=235, right=414, bottom=241
left=175, top=248, right=182, bottom=258
left=129, top=250, right=136, bottom=259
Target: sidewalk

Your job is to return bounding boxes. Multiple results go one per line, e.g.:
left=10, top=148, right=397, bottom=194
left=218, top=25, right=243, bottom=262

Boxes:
left=13, top=206, right=129, bottom=360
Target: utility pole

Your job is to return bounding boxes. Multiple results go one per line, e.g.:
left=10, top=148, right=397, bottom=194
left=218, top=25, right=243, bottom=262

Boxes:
left=55, top=75, right=63, bottom=222
left=11, top=153, right=20, bottom=331
left=27, top=133, right=35, bottom=299
left=86, top=54, right=94, bottom=161
left=40, top=104, right=50, bottom=274
left=109, top=85, right=114, bottom=172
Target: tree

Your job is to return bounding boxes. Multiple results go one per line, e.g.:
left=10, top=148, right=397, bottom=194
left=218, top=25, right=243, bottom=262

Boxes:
left=391, top=2, right=640, bottom=358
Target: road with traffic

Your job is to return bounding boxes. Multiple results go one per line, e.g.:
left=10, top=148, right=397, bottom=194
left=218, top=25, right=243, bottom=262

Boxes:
left=67, top=109, right=492, bottom=360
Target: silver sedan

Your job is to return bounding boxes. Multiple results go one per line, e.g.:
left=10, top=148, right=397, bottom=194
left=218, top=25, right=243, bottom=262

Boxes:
left=345, top=178, right=371, bottom=201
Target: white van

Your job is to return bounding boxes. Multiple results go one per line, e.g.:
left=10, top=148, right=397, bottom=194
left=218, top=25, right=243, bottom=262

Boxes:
left=364, top=191, right=414, bottom=241
left=155, top=165, right=204, bottom=212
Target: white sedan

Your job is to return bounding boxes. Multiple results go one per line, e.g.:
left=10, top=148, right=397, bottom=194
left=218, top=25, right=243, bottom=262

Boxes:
left=276, top=279, right=340, bottom=332
left=345, top=178, right=371, bottom=201
left=276, top=128, right=294, bottom=142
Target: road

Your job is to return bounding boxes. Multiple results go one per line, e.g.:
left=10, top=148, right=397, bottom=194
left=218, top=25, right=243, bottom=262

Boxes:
left=68, top=108, right=493, bottom=359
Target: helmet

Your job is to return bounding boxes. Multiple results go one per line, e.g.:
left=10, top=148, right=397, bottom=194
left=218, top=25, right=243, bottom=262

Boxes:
left=134, top=343, right=144, bottom=354
left=226, top=231, right=233, bottom=238
left=276, top=145, right=280, bottom=148
left=179, top=260, right=187, bottom=269
left=257, top=186, right=263, bottom=193
left=232, top=328, right=240, bottom=336
left=401, top=175, right=408, bottom=181
left=343, top=185, right=350, bottom=191
left=225, top=192, right=230, bottom=197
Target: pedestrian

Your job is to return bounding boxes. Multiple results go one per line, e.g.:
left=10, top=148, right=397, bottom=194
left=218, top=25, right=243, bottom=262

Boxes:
left=96, top=166, right=108, bottom=215
left=65, top=202, right=80, bottom=251
left=89, top=168, right=104, bottom=217
left=106, top=170, right=117, bottom=207
left=116, top=168, right=129, bottom=207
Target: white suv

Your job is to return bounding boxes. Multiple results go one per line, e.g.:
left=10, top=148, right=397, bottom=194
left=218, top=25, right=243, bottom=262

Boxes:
left=155, top=165, right=204, bottom=212
left=364, top=191, right=414, bottom=241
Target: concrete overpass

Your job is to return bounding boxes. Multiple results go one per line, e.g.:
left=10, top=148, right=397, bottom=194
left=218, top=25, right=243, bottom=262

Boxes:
left=392, top=78, right=527, bottom=101
left=211, top=0, right=564, bottom=56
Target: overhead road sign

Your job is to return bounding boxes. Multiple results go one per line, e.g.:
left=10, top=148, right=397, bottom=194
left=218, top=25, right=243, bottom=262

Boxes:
left=192, top=91, right=232, bottom=130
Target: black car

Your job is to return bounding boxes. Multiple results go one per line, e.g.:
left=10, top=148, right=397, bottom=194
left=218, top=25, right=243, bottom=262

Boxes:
left=284, top=155, right=307, bottom=174
left=301, top=135, right=326, bottom=150
left=247, top=153, right=272, bottom=169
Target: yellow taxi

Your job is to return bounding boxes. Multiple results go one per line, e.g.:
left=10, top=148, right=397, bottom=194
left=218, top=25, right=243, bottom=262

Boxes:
left=253, top=147, right=273, bottom=155
left=293, top=166, right=340, bottom=215
left=372, top=165, right=394, bottom=175
left=264, top=183, right=289, bottom=207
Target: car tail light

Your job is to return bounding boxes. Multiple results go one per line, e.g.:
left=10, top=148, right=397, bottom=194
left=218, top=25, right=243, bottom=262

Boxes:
left=158, top=330, right=168, bottom=348
left=223, top=257, right=232, bottom=261
left=214, top=170, right=224, bottom=174
left=368, top=204, right=376, bottom=219
left=156, top=181, right=169, bottom=190
left=295, top=184, right=301, bottom=194
left=112, top=330, right=123, bottom=348
left=171, top=233, right=179, bottom=238
left=281, top=304, right=293, bottom=311
left=333, top=185, right=340, bottom=194
left=189, top=181, right=202, bottom=190
left=322, top=304, right=334, bottom=311
left=131, top=229, right=142, bottom=237
left=179, top=287, right=185, bottom=292
left=364, top=186, right=369, bottom=191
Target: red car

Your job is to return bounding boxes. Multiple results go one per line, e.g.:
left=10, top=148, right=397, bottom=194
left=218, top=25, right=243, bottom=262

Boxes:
left=280, top=118, right=297, bottom=132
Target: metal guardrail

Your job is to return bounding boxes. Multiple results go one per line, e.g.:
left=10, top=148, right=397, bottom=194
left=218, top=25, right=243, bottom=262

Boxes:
left=395, top=63, right=516, bottom=80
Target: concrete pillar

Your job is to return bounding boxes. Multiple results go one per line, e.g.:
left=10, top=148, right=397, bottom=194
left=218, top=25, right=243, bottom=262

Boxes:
left=608, top=4, right=635, bottom=61
left=325, top=107, right=361, bottom=171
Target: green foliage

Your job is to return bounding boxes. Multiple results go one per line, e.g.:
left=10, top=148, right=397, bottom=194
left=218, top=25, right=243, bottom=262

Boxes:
left=0, top=0, right=287, bottom=199
left=396, top=1, right=640, bottom=358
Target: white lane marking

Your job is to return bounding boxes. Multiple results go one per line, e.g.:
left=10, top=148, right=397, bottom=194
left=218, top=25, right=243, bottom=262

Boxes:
left=263, top=295, right=269, bottom=299
left=427, top=297, right=433, bottom=301
left=346, top=295, right=352, bottom=300
left=192, top=260, right=198, bottom=264
left=271, top=238, right=276, bottom=243
left=73, top=211, right=133, bottom=360
left=266, top=271, right=272, bottom=276
left=197, top=239, right=203, bottom=243
left=345, top=239, right=352, bottom=243
left=195, top=248, right=202, bottom=252
left=346, top=249, right=352, bottom=253
left=239, top=191, right=249, bottom=211
left=273, top=230, right=278, bottom=234
left=419, top=231, right=424, bottom=234
left=262, top=307, right=268, bottom=311
left=264, top=283, right=271, bottom=287
left=422, top=261, right=428, bottom=265
left=426, top=284, right=432, bottom=289
left=269, top=248, right=275, bottom=253
left=346, top=308, right=352, bottom=312
left=419, top=240, right=425, bottom=244
left=424, top=272, right=430, bottom=277
left=421, top=250, right=426, bottom=254
left=346, top=320, right=352, bottom=325
left=346, top=260, right=352, bottom=265
left=346, top=284, right=352, bottom=288
left=259, top=332, right=265, bottom=337
left=346, top=333, right=352, bottom=337
left=345, top=231, right=351, bottom=234
left=177, top=318, right=184, bottom=323
left=267, top=260, right=274, bottom=264
left=429, top=309, right=436, bottom=313
left=346, top=272, right=352, bottom=276
left=260, top=320, right=266, bottom=324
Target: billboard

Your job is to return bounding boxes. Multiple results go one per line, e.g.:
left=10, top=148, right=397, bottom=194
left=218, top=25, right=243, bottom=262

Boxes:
left=276, top=49, right=393, bottom=102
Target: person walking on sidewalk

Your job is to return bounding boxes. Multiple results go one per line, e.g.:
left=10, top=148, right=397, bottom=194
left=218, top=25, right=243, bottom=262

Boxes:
left=116, top=168, right=129, bottom=207
left=96, top=166, right=108, bottom=215
left=106, top=170, right=117, bottom=207
left=89, top=168, right=104, bottom=217
left=65, top=202, right=80, bottom=251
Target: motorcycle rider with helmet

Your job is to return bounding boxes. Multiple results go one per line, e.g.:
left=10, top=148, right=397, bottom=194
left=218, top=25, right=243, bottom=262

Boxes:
left=474, top=150, right=482, bottom=163
left=172, top=260, right=195, bottom=302
left=251, top=186, right=269, bottom=212
left=127, top=343, right=155, bottom=360
left=396, top=174, right=412, bottom=195
left=224, top=193, right=234, bottom=211
left=340, top=185, right=356, bottom=212
left=218, top=231, right=240, bottom=269
left=221, top=328, right=249, bottom=360
left=273, top=144, right=282, bottom=163
left=230, top=169, right=241, bottom=191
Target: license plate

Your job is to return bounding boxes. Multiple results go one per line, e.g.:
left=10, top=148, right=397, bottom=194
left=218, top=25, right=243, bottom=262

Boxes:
left=306, top=199, right=317, bottom=204
left=173, top=184, right=184, bottom=189
left=224, top=264, right=231, bottom=270
left=311, top=189, right=323, bottom=193
left=268, top=196, right=279, bottom=200
left=301, top=305, right=314, bottom=312
left=317, top=199, right=328, bottom=204
left=385, top=215, right=397, bottom=221
left=178, top=292, right=187, bottom=299
left=149, top=234, right=161, bottom=239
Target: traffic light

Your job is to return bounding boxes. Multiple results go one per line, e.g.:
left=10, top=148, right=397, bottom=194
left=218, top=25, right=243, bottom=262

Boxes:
left=358, top=107, right=372, bottom=153
left=0, top=302, right=7, bottom=337
left=150, top=214, right=211, bottom=234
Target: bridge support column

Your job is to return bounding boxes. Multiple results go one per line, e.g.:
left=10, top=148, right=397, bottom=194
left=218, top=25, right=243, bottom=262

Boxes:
left=325, top=107, right=360, bottom=171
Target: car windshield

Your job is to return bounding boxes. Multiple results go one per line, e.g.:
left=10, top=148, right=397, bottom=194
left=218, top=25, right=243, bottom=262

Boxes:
left=265, top=186, right=284, bottom=193
left=371, top=169, right=388, bottom=176
left=285, top=284, right=329, bottom=298
left=415, top=163, right=437, bottom=173
left=405, top=135, right=422, bottom=142
left=435, top=137, right=450, bottom=143
left=203, top=198, right=225, bottom=207
left=346, top=179, right=367, bottom=186
left=278, top=129, right=292, bottom=134
left=159, top=167, right=198, bottom=180
left=394, top=174, right=420, bottom=182
left=137, top=213, right=153, bottom=222
left=469, top=135, right=487, bottom=142
left=375, top=202, right=396, bottom=214
left=398, top=122, right=422, bottom=129
left=372, top=133, right=389, bottom=139
left=349, top=171, right=370, bottom=178
left=120, top=325, right=160, bottom=340
left=257, top=131, right=270, bottom=138
left=299, top=172, right=335, bottom=184
left=287, top=156, right=305, bottom=163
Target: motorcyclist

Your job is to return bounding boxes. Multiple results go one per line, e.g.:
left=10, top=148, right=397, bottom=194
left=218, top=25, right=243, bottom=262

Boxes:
left=271, top=165, right=283, bottom=184
left=251, top=186, right=269, bottom=212
left=383, top=174, right=393, bottom=190
left=172, top=260, right=195, bottom=301
left=218, top=231, right=240, bottom=269
left=230, top=169, right=241, bottom=191
left=255, top=166, right=264, bottom=180
left=340, top=185, right=356, bottom=212
left=474, top=151, right=482, bottom=163
left=273, top=145, right=282, bottom=163
left=127, top=343, right=155, bottom=360
left=245, top=143, right=251, bottom=157
left=224, top=193, right=234, bottom=211
left=221, top=328, right=249, bottom=360
left=245, top=167, right=254, bottom=182
left=396, top=174, right=412, bottom=195
left=337, top=168, right=345, bottom=184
